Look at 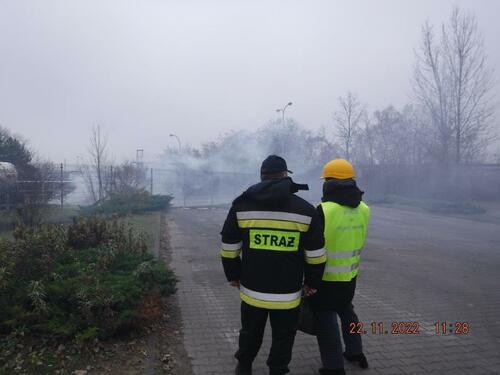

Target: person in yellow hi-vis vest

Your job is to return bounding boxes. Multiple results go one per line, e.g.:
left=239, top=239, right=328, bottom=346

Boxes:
left=309, top=159, right=370, bottom=375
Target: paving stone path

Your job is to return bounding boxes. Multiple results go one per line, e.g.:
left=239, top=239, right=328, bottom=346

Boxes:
left=168, top=207, right=500, bottom=375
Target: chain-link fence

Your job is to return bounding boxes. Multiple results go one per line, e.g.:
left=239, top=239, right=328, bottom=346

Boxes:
left=3, top=163, right=499, bottom=210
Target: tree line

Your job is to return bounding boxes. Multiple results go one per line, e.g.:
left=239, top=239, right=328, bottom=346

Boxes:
left=159, top=7, right=498, bottom=202
left=334, top=7, right=497, bottom=166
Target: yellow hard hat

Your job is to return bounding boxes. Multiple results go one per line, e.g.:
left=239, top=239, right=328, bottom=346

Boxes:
left=321, top=159, right=355, bottom=179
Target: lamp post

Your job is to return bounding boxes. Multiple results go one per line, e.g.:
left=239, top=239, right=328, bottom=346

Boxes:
left=276, top=102, right=293, bottom=126
left=275, top=102, right=293, bottom=154
left=169, top=134, right=182, bottom=152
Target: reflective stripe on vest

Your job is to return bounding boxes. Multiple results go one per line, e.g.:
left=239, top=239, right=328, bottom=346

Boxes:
left=321, top=201, right=370, bottom=282
left=325, top=263, right=359, bottom=273
left=327, top=249, right=362, bottom=259
left=239, top=285, right=301, bottom=310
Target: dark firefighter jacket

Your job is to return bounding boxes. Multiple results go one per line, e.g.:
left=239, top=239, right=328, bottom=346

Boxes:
left=310, top=178, right=365, bottom=311
left=220, top=177, right=326, bottom=310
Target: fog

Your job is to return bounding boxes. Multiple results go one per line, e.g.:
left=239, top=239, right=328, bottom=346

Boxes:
left=2, top=3, right=500, bottom=372
left=1, top=0, right=500, bottom=163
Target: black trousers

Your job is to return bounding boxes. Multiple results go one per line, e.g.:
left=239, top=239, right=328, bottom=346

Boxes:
left=314, top=303, right=363, bottom=370
left=235, top=301, right=300, bottom=374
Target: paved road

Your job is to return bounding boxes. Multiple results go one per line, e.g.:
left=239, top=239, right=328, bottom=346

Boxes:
left=167, top=205, right=500, bottom=375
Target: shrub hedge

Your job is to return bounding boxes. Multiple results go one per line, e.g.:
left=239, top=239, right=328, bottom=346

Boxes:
left=0, top=216, right=176, bottom=340
left=81, top=188, right=173, bottom=216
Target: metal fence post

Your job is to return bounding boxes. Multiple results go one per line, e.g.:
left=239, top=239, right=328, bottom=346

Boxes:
left=60, top=162, right=64, bottom=209
left=110, top=165, right=114, bottom=193
left=150, top=168, right=153, bottom=195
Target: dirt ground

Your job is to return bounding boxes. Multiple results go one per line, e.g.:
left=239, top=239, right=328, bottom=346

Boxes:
left=79, top=296, right=192, bottom=375
left=65, top=294, right=192, bottom=375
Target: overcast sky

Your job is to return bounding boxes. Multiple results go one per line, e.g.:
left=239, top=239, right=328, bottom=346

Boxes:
left=1, top=0, right=499, bottom=163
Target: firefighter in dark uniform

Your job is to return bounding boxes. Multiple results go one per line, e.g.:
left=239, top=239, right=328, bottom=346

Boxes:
left=221, top=155, right=326, bottom=375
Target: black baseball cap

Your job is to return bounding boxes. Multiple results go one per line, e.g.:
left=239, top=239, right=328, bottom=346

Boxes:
left=260, top=155, right=293, bottom=175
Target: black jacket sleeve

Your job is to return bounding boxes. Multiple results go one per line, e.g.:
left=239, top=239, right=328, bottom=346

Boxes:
left=220, top=205, right=242, bottom=282
left=301, top=208, right=326, bottom=289
left=317, top=204, right=325, bottom=229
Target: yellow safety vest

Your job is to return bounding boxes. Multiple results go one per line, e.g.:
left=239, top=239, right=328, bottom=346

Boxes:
left=320, top=201, right=370, bottom=282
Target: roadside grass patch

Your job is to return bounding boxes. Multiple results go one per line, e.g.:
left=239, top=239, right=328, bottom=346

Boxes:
left=0, top=210, right=16, bottom=232
left=121, top=212, right=161, bottom=250
left=0, top=205, right=80, bottom=239
left=42, top=205, right=81, bottom=224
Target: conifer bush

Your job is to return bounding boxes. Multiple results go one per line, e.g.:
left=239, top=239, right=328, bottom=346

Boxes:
left=81, top=188, right=173, bottom=216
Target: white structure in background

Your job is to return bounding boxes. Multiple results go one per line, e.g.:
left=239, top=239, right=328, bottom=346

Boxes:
left=0, top=162, right=17, bottom=184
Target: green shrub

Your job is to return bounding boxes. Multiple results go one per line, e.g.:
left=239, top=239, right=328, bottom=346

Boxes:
left=0, top=216, right=176, bottom=340
left=81, top=188, right=173, bottom=216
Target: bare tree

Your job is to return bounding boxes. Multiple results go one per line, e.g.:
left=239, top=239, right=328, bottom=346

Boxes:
left=80, top=125, right=109, bottom=203
left=112, top=161, right=146, bottom=194
left=494, top=147, right=500, bottom=164
left=413, top=7, right=496, bottom=164
left=353, top=113, right=375, bottom=166
left=413, top=21, right=453, bottom=163
left=445, top=7, right=496, bottom=163
left=334, top=92, right=365, bottom=160
left=401, top=104, right=427, bottom=165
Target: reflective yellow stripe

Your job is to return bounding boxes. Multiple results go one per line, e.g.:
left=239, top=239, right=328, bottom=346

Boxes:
left=240, top=292, right=301, bottom=310
left=221, top=241, right=242, bottom=251
left=325, top=264, right=359, bottom=273
left=305, top=254, right=327, bottom=265
left=220, top=249, right=241, bottom=259
left=326, top=257, right=359, bottom=266
left=305, top=248, right=326, bottom=257
left=323, top=263, right=359, bottom=281
left=237, top=211, right=312, bottom=225
left=238, top=219, right=309, bottom=232
left=326, top=249, right=362, bottom=259
left=241, top=285, right=301, bottom=301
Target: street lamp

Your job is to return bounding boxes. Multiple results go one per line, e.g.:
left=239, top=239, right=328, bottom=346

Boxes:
left=275, top=102, right=293, bottom=154
left=276, top=102, right=293, bottom=126
left=169, top=134, right=182, bottom=152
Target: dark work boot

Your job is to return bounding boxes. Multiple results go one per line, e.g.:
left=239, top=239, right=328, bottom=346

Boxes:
left=343, top=352, right=369, bottom=369
left=269, top=365, right=291, bottom=375
left=319, top=368, right=346, bottom=375
left=235, top=362, right=252, bottom=375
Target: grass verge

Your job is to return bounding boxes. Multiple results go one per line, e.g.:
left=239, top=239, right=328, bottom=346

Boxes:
left=121, top=212, right=162, bottom=250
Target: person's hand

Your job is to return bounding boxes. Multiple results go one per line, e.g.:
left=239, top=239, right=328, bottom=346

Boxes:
left=303, top=284, right=317, bottom=297
left=230, top=280, right=240, bottom=289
